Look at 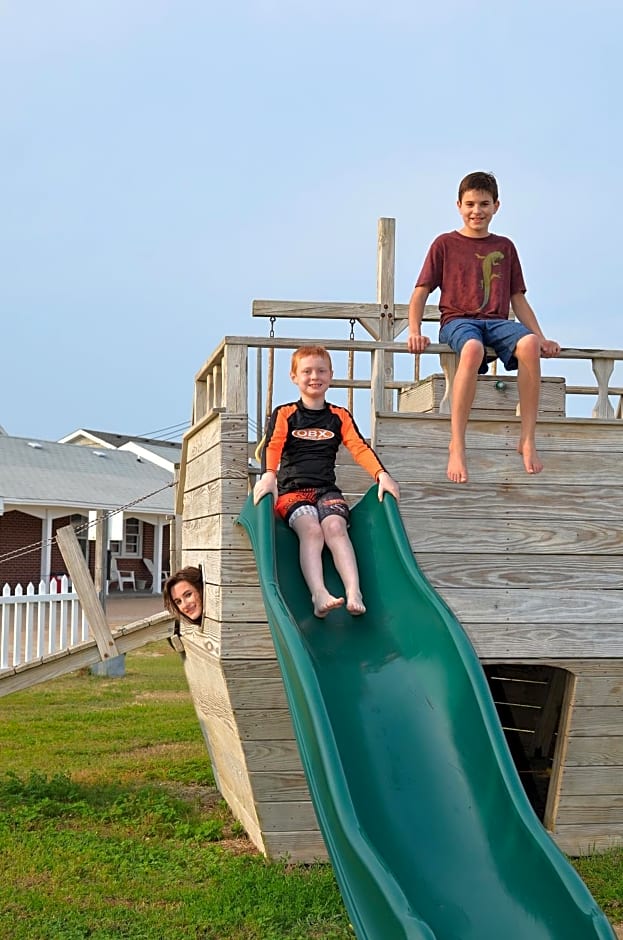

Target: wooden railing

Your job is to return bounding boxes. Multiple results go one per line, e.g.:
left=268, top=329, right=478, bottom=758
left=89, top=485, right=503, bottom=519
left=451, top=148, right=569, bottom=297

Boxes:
left=191, top=336, right=623, bottom=437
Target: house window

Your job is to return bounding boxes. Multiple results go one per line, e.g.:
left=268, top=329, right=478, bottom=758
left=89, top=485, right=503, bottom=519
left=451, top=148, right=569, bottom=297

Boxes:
left=70, top=514, right=89, bottom=561
left=110, top=517, right=142, bottom=558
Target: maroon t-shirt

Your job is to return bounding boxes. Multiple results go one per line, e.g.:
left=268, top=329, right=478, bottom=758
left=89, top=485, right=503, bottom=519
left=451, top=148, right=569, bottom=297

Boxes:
left=415, top=231, right=527, bottom=328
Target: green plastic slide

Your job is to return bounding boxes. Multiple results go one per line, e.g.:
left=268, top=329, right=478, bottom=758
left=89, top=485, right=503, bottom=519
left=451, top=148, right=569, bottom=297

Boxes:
left=238, top=487, right=615, bottom=939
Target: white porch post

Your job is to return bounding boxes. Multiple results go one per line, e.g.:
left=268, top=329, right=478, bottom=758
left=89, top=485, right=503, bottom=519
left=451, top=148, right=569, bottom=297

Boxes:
left=40, top=511, right=53, bottom=586
left=152, top=519, right=164, bottom=594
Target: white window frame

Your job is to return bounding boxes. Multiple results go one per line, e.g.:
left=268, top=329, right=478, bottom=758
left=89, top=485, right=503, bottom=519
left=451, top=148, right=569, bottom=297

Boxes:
left=110, top=517, right=143, bottom=558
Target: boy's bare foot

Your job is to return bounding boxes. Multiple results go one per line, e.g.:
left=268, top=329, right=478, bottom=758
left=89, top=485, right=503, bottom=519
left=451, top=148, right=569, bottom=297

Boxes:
left=447, top=444, right=468, bottom=484
left=312, top=591, right=345, bottom=618
left=346, top=594, right=366, bottom=616
left=517, top=440, right=543, bottom=475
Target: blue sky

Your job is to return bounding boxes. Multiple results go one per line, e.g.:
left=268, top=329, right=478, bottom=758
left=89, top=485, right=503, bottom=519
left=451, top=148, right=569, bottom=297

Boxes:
left=2, top=0, right=622, bottom=440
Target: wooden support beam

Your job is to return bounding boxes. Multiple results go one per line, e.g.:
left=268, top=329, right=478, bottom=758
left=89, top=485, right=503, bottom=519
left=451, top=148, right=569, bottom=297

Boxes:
left=56, top=525, right=120, bottom=660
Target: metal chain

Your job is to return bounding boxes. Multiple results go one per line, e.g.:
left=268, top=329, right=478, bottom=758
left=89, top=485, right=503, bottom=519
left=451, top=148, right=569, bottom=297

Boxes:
left=269, top=316, right=276, bottom=338
left=349, top=318, right=355, bottom=341
left=0, top=481, right=175, bottom=565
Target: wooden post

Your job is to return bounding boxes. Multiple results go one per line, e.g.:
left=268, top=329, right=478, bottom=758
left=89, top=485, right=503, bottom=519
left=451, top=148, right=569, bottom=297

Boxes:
left=256, top=347, right=263, bottom=445
left=223, top=343, right=248, bottom=413
left=377, top=219, right=395, bottom=413
left=56, top=525, right=120, bottom=662
left=93, top=510, right=108, bottom=611
left=370, top=348, right=385, bottom=447
left=439, top=351, right=456, bottom=415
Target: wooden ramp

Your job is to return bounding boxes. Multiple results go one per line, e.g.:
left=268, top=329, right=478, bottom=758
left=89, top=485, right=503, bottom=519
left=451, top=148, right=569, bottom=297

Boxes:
left=0, top=609, right=175, bottom=698
left=0, top=523, right=176, bottom=698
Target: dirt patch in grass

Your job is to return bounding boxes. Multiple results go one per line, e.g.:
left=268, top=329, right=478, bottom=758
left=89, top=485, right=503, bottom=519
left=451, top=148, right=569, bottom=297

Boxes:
left=167, top=783, right=258, bottom=855
left=133, top=690, right=190, bottom=702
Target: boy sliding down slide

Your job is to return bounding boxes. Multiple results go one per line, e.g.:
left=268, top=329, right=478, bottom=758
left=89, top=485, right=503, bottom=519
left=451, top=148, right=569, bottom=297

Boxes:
left=253, top=345, right=400, bottom=618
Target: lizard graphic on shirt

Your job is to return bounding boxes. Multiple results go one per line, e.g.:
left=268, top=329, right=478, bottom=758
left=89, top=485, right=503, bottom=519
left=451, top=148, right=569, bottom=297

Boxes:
left=476, top=250, right=505, bottom=311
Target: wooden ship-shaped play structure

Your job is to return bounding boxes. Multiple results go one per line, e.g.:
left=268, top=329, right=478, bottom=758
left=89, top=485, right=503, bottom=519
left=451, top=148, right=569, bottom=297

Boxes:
left=173, top=218, right=623, bottom=862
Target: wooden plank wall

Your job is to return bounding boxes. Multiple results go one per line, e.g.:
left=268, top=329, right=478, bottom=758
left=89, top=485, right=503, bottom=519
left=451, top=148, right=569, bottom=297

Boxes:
left=178, top=410, right=328, bottom=861
left=375, top=411, right=623, bottom=855
left=398, top=374, right=566, bottom=418
left=179, top=402, right=623, bottom=859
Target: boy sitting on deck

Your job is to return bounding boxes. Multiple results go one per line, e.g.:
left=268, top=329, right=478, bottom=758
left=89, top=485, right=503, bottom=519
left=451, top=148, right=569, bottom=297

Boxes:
left=407, top=170, right=561, bottom=484
left=253, top=345, right=400, bottom=618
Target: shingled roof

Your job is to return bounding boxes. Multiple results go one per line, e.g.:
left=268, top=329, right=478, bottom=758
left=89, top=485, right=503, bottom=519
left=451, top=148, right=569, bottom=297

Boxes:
left=0, top=435, right=174, bottom=514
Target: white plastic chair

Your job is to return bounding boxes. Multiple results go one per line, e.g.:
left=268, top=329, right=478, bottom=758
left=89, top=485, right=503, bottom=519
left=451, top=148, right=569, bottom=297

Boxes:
left=110, top=557, right=136, bottom=592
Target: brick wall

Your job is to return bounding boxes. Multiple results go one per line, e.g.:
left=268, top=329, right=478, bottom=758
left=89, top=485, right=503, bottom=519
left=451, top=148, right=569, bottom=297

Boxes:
left=0, top=511, right=171, bottom=590
left=0, top=511, right=44, bottom=588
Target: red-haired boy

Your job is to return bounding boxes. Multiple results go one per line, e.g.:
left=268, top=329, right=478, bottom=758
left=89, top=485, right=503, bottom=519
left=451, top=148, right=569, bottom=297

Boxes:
left=254, top=346, right=400, bottom=618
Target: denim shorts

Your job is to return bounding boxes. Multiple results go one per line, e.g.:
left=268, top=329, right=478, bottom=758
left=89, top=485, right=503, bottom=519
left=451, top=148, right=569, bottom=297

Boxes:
left=439, top=317, right=533, bottom=374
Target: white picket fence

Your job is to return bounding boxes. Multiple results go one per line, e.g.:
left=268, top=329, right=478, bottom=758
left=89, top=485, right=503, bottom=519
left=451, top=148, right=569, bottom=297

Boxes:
left=0, top=577, right=89, bottom=670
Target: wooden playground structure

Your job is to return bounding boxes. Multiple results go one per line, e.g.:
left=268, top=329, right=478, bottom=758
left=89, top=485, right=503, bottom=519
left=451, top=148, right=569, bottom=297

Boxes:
left=175, top=218, right=623, bottom=861
left=2, top=218, right=622, bottom=868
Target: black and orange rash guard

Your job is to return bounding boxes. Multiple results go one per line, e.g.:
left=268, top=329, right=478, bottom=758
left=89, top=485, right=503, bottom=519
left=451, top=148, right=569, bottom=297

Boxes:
left=261, top=400, right=386, bottom=494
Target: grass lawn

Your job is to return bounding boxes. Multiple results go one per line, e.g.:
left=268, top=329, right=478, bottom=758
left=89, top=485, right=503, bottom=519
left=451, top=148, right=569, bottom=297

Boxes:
left=0, top=642, right=620, bottom=939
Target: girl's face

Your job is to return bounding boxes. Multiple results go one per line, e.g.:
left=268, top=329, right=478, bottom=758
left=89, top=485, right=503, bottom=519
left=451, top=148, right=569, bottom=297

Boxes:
left=170, top=580, right=203, bottom=622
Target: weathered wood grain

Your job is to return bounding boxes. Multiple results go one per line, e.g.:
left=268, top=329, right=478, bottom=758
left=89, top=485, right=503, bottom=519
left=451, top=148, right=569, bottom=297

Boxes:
left=256, top=800, right=319, bottom=832
left=553, top=825, right=623, bottom=855
left=184, top=445, right=249, bottom=492
left=376, top=414, right=623, bottom=452
left=380, top=445, right=623, bottom=486
left=468, top=624, right=623, bottom=659
left=177, top=548, right=259, bottom=587
left=185, top=414, right=248, bottom=460
left=569, top=707, right=623, bottom=736
left=183, top=479, right=249, bottom=521
left=249, top=771, right=311, bottom=802
left=225, top=677, right=288, bottom=710
left=398, top=375, right=565, bottom=417
left=419, top=553, right=623, bottom=589
left=443, top=589, right=623, bottom=624
left=396, top=484, right=623, bottom=520
left=240, top=739, right=303, bottom=773
left=182, top=514, right=248, bottom=551
left=203, top=583, right=265, bottom=624
left=223, top=659, right=280, bottom=679
left=406, top=516, right=623, bottom=554
left=558, top=766, right=623, bottom=795
left=203, top=618, right=276, bottom=659
left=262, top=830, right=328, bottom=863
left=573, top=676, right=623, bottom=705
left=564, top=736, right=623, bottom=766
left=235, top=709, right=296, bottom=741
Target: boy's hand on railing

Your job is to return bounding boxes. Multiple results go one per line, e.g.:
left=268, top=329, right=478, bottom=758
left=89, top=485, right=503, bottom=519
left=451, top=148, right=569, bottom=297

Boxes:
left=253, top=472, right=278, bottom=506
left=407, top=333, right=431, bottom=354
left=377, top=471, right=400, bottom=502
left=540, top=338, right=561, bottom=358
